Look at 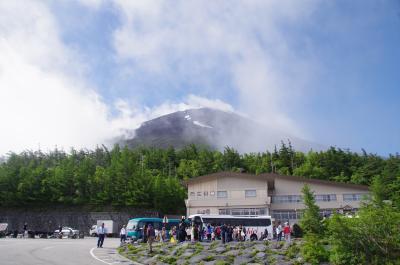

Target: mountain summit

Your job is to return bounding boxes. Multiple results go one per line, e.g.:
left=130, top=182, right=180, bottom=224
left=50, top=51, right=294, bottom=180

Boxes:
left=122, top=108, right=324, bottom=152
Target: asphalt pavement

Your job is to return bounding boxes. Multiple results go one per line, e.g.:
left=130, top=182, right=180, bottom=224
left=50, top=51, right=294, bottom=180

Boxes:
left=0, top=237, right=135, bottom=265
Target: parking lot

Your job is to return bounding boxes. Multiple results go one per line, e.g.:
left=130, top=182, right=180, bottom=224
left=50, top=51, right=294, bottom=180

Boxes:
left=0, top=237, right=134, bottom=265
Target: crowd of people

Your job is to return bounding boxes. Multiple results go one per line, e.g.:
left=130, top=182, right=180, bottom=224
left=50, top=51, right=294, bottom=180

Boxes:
left=136, top=219, right=293, bottom=248
left=275, top=221, right=292, bottom=243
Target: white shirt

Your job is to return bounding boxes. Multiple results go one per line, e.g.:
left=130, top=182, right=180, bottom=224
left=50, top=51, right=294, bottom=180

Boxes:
left=97, top=226, right=106, bottom=235
left=120, top=228, right=126, bottom=236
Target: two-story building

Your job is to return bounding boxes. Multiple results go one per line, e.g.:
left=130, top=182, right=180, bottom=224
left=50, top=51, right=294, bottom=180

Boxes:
left=185, top=171, right=369, bottom=223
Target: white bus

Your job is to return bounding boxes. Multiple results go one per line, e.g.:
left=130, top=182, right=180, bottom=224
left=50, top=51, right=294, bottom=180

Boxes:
left=188, top=214, right=273, bottom=241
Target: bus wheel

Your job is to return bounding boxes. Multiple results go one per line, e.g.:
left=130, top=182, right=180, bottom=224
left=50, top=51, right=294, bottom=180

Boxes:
left=250, top=234, right=258, bottom=241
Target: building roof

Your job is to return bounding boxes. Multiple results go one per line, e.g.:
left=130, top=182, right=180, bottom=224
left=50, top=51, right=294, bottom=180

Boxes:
left=185, top=171, right=369, bottom=191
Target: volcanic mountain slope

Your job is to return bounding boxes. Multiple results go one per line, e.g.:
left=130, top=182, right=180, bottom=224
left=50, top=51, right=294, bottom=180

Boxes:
left=122, top=108, right=324, bottom=153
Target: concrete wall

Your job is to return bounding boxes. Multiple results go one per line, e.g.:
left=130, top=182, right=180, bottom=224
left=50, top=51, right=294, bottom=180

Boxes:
left=270, top=177, right=369, bottom=210
left=0, top=207, right=159, bottom=235
left=186, top=172, right=370, bottom=217
left=186, top=174, right=269, bottom=215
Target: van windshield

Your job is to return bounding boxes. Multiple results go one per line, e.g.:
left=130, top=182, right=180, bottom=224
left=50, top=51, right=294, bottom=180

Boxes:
left=127, top=220, right=137, bottom=230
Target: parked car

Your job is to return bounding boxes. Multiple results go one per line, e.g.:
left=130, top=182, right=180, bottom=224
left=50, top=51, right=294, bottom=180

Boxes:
left=0, top=223, right=8, bottom=238
left=89, top=225, right=97, bottom=237
left=54, top=227, right=79, bottom=237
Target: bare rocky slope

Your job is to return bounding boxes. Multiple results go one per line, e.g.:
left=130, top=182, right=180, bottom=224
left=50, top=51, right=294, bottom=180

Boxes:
left=122, top=108, right=324, bottom=153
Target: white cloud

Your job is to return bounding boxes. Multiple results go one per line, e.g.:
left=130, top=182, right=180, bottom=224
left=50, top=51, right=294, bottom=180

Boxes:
left=0, top=1, right=125, bottom=154
left=0, top=0, right=321, bottom=155
left=186, top=95, right=234, bottom=112
left=111, top=0, right=319, bottom=139
left=0, top=1, right=107, bottom=153
left=77, top=0, right=105, bottom=9
left=0, top=0, right=232, bottom=157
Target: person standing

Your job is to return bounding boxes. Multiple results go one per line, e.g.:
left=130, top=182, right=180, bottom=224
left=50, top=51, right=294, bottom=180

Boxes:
left=178, top=224, right=187, bottom=242
left=147, top=224, right=155, bottom=253
left=160, top=227, right=167, bottom=243
left=206, top=224, right=212, bottom=241
left=142, top=224, right=148, bottom=243
left=228, top=225, right=233, bottom=242
left=58, top=225, right=63, bottom=239
left=221, top=224, right=226, bottom=244
left=120, top=225, right=126, bottom=243
left=97, top=223, right=106, bottom=248
left=276, top=222, right=282, bottom=241
left=215, top=225, right=221, bottom=240
left=283, top=222, right=291, bottom=243
left=23, top=223, right=28, bottom=238
left=263, top=227, right=269, bottom=240
left=190, top=224, right=195, bottom=242
left=194, top=225, right=199, bottom=241
left=199, top=226, right=203, bottom=242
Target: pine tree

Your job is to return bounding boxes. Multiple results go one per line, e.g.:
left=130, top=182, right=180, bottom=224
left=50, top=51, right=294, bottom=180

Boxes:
left=300, top=184, right=323, bottom=235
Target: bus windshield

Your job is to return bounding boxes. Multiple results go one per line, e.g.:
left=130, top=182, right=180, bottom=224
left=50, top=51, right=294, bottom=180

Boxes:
left=127, top=220, right=138, bottom=230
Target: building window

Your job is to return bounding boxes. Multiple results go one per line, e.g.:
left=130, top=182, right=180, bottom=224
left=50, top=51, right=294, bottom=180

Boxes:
left=245, top=190, right=257, bottom=198
left=197, top=209, right=210, bottom=214
left=343, top=193, right=369, bottom=202
left=272, top=210, right=302, bottom=221
left=190, top=192, right=195, bottom=197
left=197, top=192, right=202, bottom=197
left=204, top=191, right=208, bottom=196
left=319, top=209, right=333, bottom=218
left=217, top=191, right=227, bottom=198
left=315, top=194, right=337, bottom=202
left=271, top=195, right=302, bottom=203
left=210, top=191, right=215, bottom=196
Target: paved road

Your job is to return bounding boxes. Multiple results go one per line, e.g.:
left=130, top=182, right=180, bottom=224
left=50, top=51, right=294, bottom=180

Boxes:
left=0, top=237, right=134, bottom=265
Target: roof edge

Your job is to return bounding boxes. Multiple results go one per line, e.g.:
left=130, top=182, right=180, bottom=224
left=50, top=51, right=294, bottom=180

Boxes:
left=185, top=171, right=369, bottom=190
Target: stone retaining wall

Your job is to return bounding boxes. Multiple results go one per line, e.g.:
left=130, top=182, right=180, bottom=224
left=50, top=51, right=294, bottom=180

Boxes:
left=0, top=207, right=160, bottom=235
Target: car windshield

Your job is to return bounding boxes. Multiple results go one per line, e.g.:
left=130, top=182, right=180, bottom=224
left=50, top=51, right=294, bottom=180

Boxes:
left=127, top=220, right=137, bottom=230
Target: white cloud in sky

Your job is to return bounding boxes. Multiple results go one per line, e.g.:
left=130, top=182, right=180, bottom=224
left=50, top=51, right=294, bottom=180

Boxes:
left=0, top=1, right=217, bottom=154
left=0, top=0, right=321, bottom=154
left=0, top=1, right=114, bottom=154
left=112, top=0, right=319, bottom=138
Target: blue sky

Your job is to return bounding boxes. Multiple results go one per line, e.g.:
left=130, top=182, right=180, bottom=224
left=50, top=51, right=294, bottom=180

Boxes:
left=0, top=0, right=399, bottom=155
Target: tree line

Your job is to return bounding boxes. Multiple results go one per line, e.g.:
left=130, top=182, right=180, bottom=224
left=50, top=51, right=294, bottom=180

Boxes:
left=0, top=142, right=399, bottom=212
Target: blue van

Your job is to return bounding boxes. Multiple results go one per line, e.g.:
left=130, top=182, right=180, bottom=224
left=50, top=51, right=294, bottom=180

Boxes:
left=126, top=217, right=182, bottom=241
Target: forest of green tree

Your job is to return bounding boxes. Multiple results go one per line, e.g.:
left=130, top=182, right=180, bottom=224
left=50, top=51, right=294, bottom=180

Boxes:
left=0, top=142, right=399, bottom=213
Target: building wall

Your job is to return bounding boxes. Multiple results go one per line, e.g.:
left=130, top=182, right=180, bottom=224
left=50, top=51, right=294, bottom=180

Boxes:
left=186, top=173, right=370, bottom=221
left=186, top=174, right=269, bottom=216
left=270, top=177, right=369, bottom=211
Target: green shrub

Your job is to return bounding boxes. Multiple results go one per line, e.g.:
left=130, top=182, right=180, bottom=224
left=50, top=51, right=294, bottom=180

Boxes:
left=158, top=255, right=177, bottom=264
left=292, top=223, right=303, bottom=238
left=203, top=256, right=215, bottom=261
left=215, top=261, right=229, bottom=265
left=267, top=255, right=277, bottom=265
left=300, top=234, right=329, bottom=265
left=285, top=242, right=300, bottom=259
left=328, top=204, right=400, bottom=265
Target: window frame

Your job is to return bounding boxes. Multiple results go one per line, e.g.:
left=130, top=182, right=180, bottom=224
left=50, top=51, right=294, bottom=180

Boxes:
left=217, top=190, right=228, bottom=198
left=245, top=189, right=257, bottom=198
